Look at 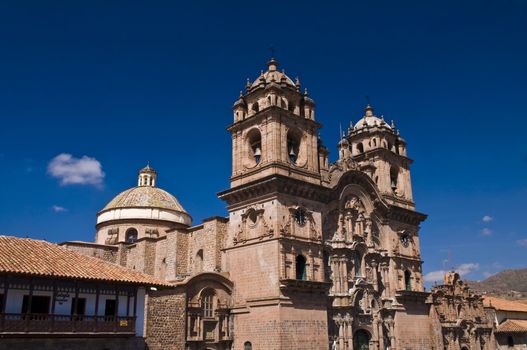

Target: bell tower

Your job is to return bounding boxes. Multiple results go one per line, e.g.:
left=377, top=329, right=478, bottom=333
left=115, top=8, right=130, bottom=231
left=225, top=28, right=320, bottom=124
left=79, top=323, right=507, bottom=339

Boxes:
left=229, top=58, right=322, bottom=187
left=219, top=59, right=329, bottom=350
left=348, top=104, right=414, bottom=208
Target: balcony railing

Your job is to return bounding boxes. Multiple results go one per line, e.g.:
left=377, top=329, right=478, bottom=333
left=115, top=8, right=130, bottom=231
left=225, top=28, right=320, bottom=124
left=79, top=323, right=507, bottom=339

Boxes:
left=0, top=313, right=136, bottom=334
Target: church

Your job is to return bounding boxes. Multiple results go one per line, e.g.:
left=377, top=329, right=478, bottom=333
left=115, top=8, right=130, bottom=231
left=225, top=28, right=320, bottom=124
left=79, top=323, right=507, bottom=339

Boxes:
left=9, top=58, right=499, bottom=349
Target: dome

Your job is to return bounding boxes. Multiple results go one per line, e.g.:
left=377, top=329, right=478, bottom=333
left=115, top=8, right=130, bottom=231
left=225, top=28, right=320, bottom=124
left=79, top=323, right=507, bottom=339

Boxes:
left=354, top=105, right=391, bottom=130
left=96, top=165, right=192, bottom=227
left=250, top=58, right=295, bottom=89
left=102, top=186, right=187, bottom=213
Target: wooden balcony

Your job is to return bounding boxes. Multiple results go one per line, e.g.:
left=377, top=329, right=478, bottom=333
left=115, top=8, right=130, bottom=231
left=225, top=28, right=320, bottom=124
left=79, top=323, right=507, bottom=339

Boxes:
left=0, top=313, right=136, bottom=335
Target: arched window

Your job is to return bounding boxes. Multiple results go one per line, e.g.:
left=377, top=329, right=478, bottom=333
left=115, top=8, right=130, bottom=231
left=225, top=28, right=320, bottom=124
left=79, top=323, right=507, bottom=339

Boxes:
left=195, top=249, right=203, bottom=273
left=296, top=255, right=307, bottom=280
left=244, top=341, right=252, bottom=350
left=251, top=102, right=259, bottom=113
left=404, top=270, right=411, bottom=291
left=125, top=228, right=138, bottom=243
left=357, top=143, right=364, bottom=154
left=201, top=290, right=215, bottom=318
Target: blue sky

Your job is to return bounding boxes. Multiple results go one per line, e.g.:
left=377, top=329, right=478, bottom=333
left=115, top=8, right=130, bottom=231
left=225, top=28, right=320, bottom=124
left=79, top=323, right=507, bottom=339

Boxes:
left=0, top=1, right=526, bottom=286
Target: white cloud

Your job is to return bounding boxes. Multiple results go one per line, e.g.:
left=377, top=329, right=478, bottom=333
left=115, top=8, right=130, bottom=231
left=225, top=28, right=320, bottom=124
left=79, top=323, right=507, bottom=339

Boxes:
left=457, top=263, right=480, bottom=276
left=482, top=215, right=493, bottom=223
left=517, top=239, right=527, bottom=247
left=47, top=153, right=104, bottom=186
left=424, top=270, right=446, bottom=282
left=424, top=263, right=480, bottom=283
left=52, top=205, right=67, bottom=213
left=481, top=228, right=492, bottom=236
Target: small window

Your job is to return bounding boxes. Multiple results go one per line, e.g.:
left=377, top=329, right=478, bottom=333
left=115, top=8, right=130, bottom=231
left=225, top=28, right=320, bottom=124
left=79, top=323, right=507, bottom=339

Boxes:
left=125, top=228, right=138, bottom=243
left=202, top=290, right=214, bottom=318
left=104, top=299, right=116, bottom=317
left=244, top=341, right=252, bottom=350
left=296, top=255, right=307, bottom=280
left=354, top=253, right=362, bottom=277
left=70, top=297, right=86, bottom=316
left=405, top=270, right=412, bottom=291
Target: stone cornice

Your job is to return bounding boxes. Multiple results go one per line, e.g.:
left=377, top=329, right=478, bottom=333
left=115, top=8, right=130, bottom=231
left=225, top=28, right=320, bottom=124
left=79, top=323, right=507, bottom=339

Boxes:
left=227, top=106, right=321, bottom=132
left=218, top=174, right=330, bottom=208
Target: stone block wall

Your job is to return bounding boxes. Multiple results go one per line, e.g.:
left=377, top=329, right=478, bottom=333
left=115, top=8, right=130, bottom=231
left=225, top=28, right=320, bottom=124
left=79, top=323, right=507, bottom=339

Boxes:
left=59, top=242, right=118, bottom=263
left=226, top=240, right=280, bottom=304
left=188, top=217, right=227, bottom=275
left=145, top=288, right=186, bottom=350
left=394, top=299, right=434, bottom=350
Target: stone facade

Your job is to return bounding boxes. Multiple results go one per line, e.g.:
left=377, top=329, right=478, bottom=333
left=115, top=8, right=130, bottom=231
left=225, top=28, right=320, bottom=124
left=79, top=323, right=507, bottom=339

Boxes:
left=62, top=58, right=499, bottom=350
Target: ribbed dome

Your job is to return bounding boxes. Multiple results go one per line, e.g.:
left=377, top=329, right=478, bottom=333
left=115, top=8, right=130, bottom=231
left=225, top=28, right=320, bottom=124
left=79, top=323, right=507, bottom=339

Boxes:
left=102, top=186, right=187, bottom=213
left=97, top=165, right=192, bottom=227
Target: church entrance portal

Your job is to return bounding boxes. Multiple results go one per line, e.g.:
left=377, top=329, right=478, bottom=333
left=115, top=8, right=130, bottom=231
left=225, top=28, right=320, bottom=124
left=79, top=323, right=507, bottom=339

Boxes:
left=353, top=330, right=370, bottom=350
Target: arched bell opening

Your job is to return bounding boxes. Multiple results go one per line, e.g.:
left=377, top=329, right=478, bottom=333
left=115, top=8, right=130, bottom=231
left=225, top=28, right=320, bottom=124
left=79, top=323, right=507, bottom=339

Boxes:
left=287, top=129, right=302, bottom=164
left=246, top=128, right=262, bottom=166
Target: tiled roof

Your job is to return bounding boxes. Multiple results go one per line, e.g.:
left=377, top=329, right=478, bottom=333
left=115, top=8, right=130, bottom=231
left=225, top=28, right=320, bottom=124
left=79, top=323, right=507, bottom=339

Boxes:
left=0, top=236, right=172, bottom=287
left=102, top=186, right=187, bottom=213
left=483, top=296, right=527, bottom=313
left=496, top=319, right=527, bottom=333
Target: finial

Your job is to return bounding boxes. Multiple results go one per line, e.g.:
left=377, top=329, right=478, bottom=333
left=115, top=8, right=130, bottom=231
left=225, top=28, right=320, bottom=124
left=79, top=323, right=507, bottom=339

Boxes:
left=239, top=91, right=243, bottom=98
left=364, top=103, right=374, bottom=117
left=295, top=77, right=300, bottom=91
left=390, top=120, right=395, bottom=129
left=339, top=123, right=343, bottom=139
left=348, top=121, right=353, bottom=135
left=246, top=78, right=251, bottom=89
left=267, top=53, right=278, bottom=72
left=304, top=87, right=308, bottom=95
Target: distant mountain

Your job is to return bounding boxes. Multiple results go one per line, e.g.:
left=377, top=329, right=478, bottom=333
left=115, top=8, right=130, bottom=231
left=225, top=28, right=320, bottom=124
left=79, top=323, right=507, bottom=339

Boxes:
left=467, top=268, right=527, bottom=299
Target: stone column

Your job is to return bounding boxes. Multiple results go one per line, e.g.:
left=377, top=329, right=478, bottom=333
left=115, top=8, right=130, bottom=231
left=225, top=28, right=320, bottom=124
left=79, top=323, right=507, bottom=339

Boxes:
left=378, top=320, right=385, bottom=350
left=342, top=258, right=349, bottom=292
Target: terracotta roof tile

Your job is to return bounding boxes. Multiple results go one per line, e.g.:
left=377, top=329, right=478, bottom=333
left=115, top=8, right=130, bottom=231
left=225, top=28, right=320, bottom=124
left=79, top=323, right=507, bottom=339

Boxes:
left=0, top=236, right=172, bottom=287
left=483, top=296, right=527, bottom=313
left=496, top=319, right=527, bottom=333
